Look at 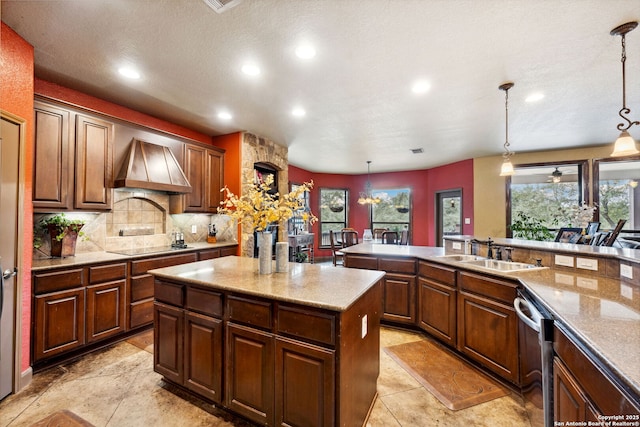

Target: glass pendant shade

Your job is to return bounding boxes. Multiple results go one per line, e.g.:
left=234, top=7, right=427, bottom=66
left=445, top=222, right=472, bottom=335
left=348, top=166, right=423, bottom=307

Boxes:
left=499, top=159, right=514, bottom=176
left=611, top=131, right=640, bottom=157
left=358, top=161, right=381, bottom=205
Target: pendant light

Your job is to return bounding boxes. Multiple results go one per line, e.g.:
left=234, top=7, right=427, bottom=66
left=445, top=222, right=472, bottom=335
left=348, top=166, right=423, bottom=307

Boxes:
left=357, top=161, right=381, bottom=205
left=610, top=21, right=640, bottom=157
left=499, top=82, right=515, bottom=176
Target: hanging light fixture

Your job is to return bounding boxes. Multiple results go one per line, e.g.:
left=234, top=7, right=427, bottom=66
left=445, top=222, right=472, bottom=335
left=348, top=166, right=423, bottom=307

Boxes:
left=499, top=82, right=515, bottom=176
left=357, top=161, right=381, bottom=205
left=610, top=21, right=640, bottom=157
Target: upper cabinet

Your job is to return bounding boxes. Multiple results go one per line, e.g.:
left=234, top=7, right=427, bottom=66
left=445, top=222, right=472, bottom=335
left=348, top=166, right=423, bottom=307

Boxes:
left=170, top=143, right=224, bottom=214
left=33, top=101, right=114, bottom=212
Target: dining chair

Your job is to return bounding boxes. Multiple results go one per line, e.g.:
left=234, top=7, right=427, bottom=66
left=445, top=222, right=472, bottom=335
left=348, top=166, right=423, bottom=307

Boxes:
left=329, top=230, right=344, bottom=266
left=341, top=229, right=359, bottom=247
left=372, top=228, right=388, bottom=240
left=399, top=229, right=409, bottom=245
left=381, top=231, right=399, bottom=244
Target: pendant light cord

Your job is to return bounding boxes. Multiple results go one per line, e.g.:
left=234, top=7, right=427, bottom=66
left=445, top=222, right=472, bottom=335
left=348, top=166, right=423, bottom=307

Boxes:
left=615, top=25, right=640, bottom=132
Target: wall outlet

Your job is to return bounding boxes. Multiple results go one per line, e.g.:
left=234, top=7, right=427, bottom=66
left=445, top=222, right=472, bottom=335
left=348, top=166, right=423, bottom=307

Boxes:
left=361, top=315, right=368, bottom=339
left=554, top=254, right=574, bottom=267
left=621, top=264, right=633, bottom=279
left=464, top=218, right=471, bottom=224
left=452, top=242, right=462, bottom=250
left=576, top=257, right=598, bottom=271
left=191, top=225, right=197, bottom=234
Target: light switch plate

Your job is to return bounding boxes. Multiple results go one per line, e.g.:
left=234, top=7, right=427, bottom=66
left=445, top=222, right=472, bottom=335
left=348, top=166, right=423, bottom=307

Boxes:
left=621, top=264, right=633, bottom=279
left=452, top=242, right=462, bottom=250
left=464, top=218, right=471, bottom=224
left=576, top=257, right=598, bottom=271
left=555, top=255, right=574, bottom=267
left=361, top=315, right=368, bottom=339
left=191, top=225, right=197, bottom=234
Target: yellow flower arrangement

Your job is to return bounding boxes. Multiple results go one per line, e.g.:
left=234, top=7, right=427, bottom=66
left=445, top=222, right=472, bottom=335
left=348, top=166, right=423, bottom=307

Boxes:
left=218, top=174, right=317, bottom=232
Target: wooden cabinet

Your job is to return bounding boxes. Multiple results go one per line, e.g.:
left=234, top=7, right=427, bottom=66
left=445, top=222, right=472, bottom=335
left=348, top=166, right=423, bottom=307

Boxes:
left=86, top=263, right=126, bottom=343
left=457, top=271, right=519, bottom=384
left=154, top=301, right=184, bottom=385
left=33, top=102, right=72, bottom=210
left=554, top=325, right=640, bottom=421
left=33, top=101, right=114, bottom=211
left=74, top=114, right=114, bottom=210
left=418, top=262, right=457, bottom=347
left=171, top=143, right=224, bottom=214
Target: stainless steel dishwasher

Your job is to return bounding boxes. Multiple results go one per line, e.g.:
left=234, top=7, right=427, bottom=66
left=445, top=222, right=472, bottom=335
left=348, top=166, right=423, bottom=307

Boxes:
left=514, top=288, right=554, bottom=427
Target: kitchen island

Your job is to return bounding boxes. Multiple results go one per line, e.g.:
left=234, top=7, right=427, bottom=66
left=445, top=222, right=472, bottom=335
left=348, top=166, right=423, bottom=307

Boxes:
left=148, top=256, right=384, bottom=427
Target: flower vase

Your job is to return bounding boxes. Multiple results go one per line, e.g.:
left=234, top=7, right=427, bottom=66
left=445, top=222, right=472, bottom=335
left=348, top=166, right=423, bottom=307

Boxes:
left=257, top=231, right=273, bottom=274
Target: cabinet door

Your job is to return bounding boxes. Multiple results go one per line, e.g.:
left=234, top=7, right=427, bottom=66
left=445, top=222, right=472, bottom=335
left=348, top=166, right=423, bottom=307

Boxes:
left=86, top=279, right=126, bottom=343
left=205, top=148, right=223, bottom=212
left=33, top=102, right=72, bottom=210
left=34, top=288, right=85, bottom=362
left=554, top=357, right=587, bottom=423
left=185, top=311, right=223, bottom=403
left=226, top=322, right=274, bottom=426
left=418, top=277, right=456, bottom=347
left=75, top=114, right=114, bottom=210
left=457, top=291, right=519, bottom=383
left=382, top=273, right=416, bottom=325
left=275, top=337, right=335, bottom=427
left=183, top=144, right=206, bottom=212
left=154, top=302, right=184, bottom=385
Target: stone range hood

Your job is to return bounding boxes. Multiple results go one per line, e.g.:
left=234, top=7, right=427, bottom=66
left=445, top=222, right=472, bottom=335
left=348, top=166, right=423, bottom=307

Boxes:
left=114, top=138, right=192, bottom=194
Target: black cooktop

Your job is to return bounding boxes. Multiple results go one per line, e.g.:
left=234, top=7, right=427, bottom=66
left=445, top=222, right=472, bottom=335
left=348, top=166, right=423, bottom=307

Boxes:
left=107, top=245, right=191, bottom=256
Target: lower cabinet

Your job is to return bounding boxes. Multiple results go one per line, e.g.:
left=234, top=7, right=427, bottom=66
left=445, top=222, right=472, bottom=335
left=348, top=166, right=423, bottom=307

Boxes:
left=457, top=272, right=519, bottom=384
left=554, top=325, right=640, bottom=420
left=418, top=261, right=457, bottom=347
left=382, top=273, right=416, bottom=324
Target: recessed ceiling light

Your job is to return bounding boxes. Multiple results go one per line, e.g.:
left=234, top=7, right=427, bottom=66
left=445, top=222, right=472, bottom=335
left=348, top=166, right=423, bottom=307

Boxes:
left=525, top=92, right=544, bottom=103
left=292, top=107, right=306, bottom=117
left=118, top=67, right=141, bottom=79
left=241, top=63, right=261, bottom=76
left=218, top=111, right=232, bottom=120
left=411, top=80, right=431, bottom=94
left=295, top=44, right=316, bottom=59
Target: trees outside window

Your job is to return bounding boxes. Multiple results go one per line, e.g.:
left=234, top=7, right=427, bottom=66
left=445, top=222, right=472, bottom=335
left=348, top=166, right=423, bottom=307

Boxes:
left=318, top=188, right=348, bottom=247
left=593, top=157, right=639, bottom=232
left=370, top=188, right=411, bottom=238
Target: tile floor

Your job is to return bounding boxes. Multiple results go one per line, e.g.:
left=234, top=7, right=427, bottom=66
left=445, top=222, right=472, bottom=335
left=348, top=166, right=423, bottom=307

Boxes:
left=0, top=327, right=531, bottom=427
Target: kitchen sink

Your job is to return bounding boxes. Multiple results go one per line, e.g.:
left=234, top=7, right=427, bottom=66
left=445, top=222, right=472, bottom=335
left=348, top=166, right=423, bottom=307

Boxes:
left=437, top=254, right=487, bottom=262
left=460, top=259, right=545, bottom=272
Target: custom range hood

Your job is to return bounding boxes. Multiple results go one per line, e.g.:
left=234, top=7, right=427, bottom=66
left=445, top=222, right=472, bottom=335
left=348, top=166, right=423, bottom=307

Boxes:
left=114, top=138, right=192, bottom=193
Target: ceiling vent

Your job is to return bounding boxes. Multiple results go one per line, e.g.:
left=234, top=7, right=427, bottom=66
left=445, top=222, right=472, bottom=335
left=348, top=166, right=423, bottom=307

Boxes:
left=411, top=148, right=424, bottom=154
left=202, top=0, right=242, bottom=13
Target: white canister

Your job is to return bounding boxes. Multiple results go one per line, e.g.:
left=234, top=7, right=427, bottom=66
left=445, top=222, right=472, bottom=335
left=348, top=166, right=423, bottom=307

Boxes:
left=275, top=242, right=289, bottom=272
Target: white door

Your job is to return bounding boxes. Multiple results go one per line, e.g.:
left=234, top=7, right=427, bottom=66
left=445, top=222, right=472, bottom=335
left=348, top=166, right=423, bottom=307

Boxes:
left=0, top=113, right=23, bottom=400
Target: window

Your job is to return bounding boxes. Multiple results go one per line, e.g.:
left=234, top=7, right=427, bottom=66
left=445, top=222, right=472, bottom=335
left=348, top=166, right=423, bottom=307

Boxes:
left=318, top=188, right=348, bottom=247
left=370, top=188, right=411, bottom=237
left=593, top=156, right=640, bottom=235
left=507, top=161, right=589, bottom=238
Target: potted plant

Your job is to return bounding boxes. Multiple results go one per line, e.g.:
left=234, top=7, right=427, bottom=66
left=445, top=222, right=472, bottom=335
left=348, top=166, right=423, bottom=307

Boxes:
left=509, top=212, right=554, bottom=241
left=36, top=213, right=86, bottom=258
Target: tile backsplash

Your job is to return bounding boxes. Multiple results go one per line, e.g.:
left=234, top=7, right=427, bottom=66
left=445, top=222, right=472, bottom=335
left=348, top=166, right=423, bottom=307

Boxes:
left=33, top=189, right=237, bottom=259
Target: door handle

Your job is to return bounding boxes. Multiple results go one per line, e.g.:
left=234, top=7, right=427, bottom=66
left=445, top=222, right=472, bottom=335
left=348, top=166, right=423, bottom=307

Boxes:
left=1, top=267, right=17, bottom=320
left=2, top=268, right=17, bottom=280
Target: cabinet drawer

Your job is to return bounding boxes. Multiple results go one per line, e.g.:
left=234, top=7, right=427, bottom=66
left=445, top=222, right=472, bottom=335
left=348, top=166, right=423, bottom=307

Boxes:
left=419, top=261, right=456, bottom=285
left=458, top=271, right=517, bottom=305
left=131, top=253, right=197, bottom=275
left=89, top=263, right=127, bottom=284
left=379, top=258, right=416, bottom=274
left=33, top=268, right=84, bottom=294
left=345, top=255, right=378, bottom=270
left=220, top=246, right=237, bottom=257
left=131, top=275, right=154, bottom=302
left=154, top=280, right=184, bottom=306
left=186, top=286, right=223, bottom=318
left=198, top=249, right=220, bottom=261
left=130, top=299, right=154, bottom=329
left=277, top=305, right=336, bottom=347
left=227, top=295, right=272, bottom=330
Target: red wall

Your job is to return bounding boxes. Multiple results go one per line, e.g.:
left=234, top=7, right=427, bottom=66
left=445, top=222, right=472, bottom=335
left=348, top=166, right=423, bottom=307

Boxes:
left=289, top=159, right=474, bottom=256
left=1, top=22, right=35, bottom=374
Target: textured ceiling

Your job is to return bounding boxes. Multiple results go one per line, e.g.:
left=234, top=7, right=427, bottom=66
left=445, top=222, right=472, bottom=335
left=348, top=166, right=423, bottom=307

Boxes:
left=2, top=0, right=640, bottom=174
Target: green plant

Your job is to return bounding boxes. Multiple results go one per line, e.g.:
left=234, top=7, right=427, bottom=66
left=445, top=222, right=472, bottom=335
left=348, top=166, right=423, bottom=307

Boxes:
left=34, top=213, right=86, bottom=248
left=294, top=251, right=308, bottom=263
left=509, top=212, right=554, bottom=241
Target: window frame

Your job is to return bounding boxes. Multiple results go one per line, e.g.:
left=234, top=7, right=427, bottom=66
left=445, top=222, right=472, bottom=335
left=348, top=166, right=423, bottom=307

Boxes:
left=318, top=187, right=349, bottom=248
left=369, top=187, right=412, bottom=241
left=505, top=160, right=590, bottom=237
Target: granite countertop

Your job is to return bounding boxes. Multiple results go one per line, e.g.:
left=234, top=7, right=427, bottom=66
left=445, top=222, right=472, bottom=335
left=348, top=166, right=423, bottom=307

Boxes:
left=341, top=242, right=640, bottom=396
left=149, top=256, right=385, bottom=312
left=31, top=241, right=238, bottom=271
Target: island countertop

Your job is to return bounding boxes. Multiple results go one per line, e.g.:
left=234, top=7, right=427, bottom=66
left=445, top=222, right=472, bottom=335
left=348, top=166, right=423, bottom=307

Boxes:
left=148, top=255, right=385, bottom=312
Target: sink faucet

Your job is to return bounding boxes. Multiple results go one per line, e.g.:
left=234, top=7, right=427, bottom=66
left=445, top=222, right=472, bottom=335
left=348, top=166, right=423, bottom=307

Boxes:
left=494, top=246, right=502, bottom=260
left=504, top=247, right=513, bottom=262
left=471, top=237, right=494, bottom=258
